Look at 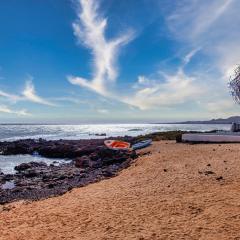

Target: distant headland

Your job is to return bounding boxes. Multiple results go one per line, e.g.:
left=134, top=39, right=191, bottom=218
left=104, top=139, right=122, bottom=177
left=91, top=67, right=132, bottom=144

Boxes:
left=170, top=116, right=240, bottom=124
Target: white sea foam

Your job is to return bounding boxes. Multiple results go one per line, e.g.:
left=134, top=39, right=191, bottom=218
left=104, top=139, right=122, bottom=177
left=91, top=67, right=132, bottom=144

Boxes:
left=0, top=154, right=70, bottom=174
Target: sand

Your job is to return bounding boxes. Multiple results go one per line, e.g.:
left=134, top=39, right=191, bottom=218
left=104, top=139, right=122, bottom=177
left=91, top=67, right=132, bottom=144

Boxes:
left=1, top=141, right=240, bottom=240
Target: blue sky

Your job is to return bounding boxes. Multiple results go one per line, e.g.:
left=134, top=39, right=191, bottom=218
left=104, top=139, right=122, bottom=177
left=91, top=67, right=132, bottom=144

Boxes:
left=0, top=0, right=239, bottom=123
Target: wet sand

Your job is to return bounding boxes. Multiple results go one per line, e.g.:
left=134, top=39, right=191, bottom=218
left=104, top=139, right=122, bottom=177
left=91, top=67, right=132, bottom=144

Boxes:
left=1, top=141, right=240, bottom=239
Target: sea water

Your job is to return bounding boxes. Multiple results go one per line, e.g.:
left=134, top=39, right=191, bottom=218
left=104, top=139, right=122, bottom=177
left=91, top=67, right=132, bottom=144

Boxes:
left=0, top=154, right=70, bottom=174
left=0, top=123, right=231, bottom=141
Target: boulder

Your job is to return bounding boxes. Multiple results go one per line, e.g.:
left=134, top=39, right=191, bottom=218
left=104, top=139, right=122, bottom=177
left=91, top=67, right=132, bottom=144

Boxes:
left=24, top=169, right=39, bottom=178
left=75, top=156, right=93, bottom=168
left=89, top=152, right=99, bottom=161
left=14, top=162, right=47, bottom=172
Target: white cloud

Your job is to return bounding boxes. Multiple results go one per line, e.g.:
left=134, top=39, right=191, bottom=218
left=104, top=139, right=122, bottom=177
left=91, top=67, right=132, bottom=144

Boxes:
left=191, top=0, right=233, bottom=38
left=68, top=0, right=134, bottom=96
left=183, top=47, right=201, bottom=65
left=67, top=0, right=240, bottom=118
left=167, top=0, right=234, bottom=41
left=0, top=77, right=55, bottom=117
left=137, top=75, right=151, bottom=85
left=0, top=90, right=21, bottom=103
left=97, top=108, right=109, bottom=114
left=0, top=105, right=30, bottom=116
left=51, top=96, right=86, bottom=105
left=163, top=0, right=240, bottom=116
left=0, top=78, right=55, bottom=106
left=166, top=0, right=240, bottom=77
left=22, top=80, right=56, bottom=106
left=124, top=67, right=204, bottom=110
left=215, top=42, right=240, bottom=80
left=123, top=48, right=205, bottom=110
left=206, top=99, right=235, bottom=113
left=67, top=1, right=205, bottom=111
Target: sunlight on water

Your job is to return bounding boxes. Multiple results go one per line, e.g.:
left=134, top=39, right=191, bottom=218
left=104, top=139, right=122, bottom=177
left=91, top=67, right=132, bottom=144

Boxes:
left=0, top=124, right=231, bottom=141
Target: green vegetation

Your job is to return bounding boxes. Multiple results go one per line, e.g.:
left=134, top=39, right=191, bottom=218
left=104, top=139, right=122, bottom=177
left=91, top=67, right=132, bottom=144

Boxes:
left=134, top=130, right=218, bottom=142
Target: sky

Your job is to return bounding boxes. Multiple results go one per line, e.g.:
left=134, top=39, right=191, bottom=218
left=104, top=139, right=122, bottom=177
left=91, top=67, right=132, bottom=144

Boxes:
left=0, top=0, right=240, bottom=123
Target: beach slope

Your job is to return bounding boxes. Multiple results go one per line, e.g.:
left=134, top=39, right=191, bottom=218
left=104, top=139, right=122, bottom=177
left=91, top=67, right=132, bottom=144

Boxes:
left=1, top=141, right=240, bottom=239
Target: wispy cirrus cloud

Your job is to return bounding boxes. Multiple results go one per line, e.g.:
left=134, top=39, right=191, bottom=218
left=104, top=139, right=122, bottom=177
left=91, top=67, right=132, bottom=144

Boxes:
left=183, top=47, right=201, bottom=65
left=163, top=0, right=240, bottom=115
left=0, top=90, right=21, bottom=103
left=68, top=0, right=240, bottom=117
left=167, top=0, right=234, bottom=41
left=68, top=0, right=205, bottom=111
left=68, top=0, right=134, bottom=96
left=0, top=105, right=29, bottom=116
left=0, top=77, right=55, bottom=107
left=124, top=67, right=204, bottom=110
left=166, top=0, right=239, bottom=78
left=50, top=96, right=85, bottom=105
left=22, top=79, right=56, bottom=106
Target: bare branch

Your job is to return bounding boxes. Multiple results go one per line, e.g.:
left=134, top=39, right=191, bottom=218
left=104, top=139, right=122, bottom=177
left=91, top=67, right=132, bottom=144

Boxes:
left=228, top=65, right=240, bottom=103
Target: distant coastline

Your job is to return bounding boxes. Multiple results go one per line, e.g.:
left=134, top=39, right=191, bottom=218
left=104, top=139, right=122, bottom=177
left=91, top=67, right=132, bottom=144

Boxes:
left=158, top=116, right=240, bottom=125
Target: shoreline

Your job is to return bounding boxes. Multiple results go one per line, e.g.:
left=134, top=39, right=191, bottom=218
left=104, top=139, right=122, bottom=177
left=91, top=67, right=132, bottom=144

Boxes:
left=0, top=137, right=137, bottom=204
left=0, top=130, right=185, bottom=204
left=0, top=130, right=229, bottom=204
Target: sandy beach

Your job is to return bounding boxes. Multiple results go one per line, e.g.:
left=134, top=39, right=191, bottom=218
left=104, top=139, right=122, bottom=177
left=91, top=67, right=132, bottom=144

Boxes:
left=1, top=140, right=240, bottom=239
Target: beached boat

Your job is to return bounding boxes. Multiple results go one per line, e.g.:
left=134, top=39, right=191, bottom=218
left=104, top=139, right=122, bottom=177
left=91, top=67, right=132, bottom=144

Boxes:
left=132, top=139, right=152, bottom=150
left=104, top=140, right=131, bottom=150
left=104, top=139, right=153, bottom=150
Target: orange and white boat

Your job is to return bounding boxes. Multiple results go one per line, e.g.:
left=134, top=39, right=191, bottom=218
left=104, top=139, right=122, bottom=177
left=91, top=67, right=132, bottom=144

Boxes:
left=104, top=140, right=131, bottom=150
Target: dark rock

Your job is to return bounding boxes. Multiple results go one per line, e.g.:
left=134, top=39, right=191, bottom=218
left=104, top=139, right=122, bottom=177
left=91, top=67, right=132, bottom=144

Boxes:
left=216, top=176, right=223, bottom=181
left=102, top=170, right=115, bottom=177
left=138, top=151, right=151, bottom=157
left=24, top=169, right=38, bottom=178
left=15, top=162, right=47, bottom=171
left=75, top=156, right=92, bottom=168
left=176, top=135, right=182, bottom=143
left=0, top=137, right=139, bottom=204
left=119, top=159, right=131, bottom=169
left=204, top=170, right=215, bottom=175
left=15, top=163, right=31, bottom=171
left=95, top=133, right=106, bottom=136
left=48, top=183, right=55, bottom=189
left=2, top=174, right=14, bottom=181
left=3, top=143, right=33, bottom=155
left=89, top=152, right=99, bottom=161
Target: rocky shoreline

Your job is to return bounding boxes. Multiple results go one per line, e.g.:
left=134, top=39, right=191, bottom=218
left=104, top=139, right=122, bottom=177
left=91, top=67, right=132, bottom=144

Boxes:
left=0, top=131, right=196, bottom=204
left=0, top=137, right=137, bottom=204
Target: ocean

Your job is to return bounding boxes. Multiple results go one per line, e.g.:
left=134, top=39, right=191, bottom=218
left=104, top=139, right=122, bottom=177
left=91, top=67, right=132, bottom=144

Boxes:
left=0, top=123, right=231, bottom=174
left=0, top=123, right=231, bottom=141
